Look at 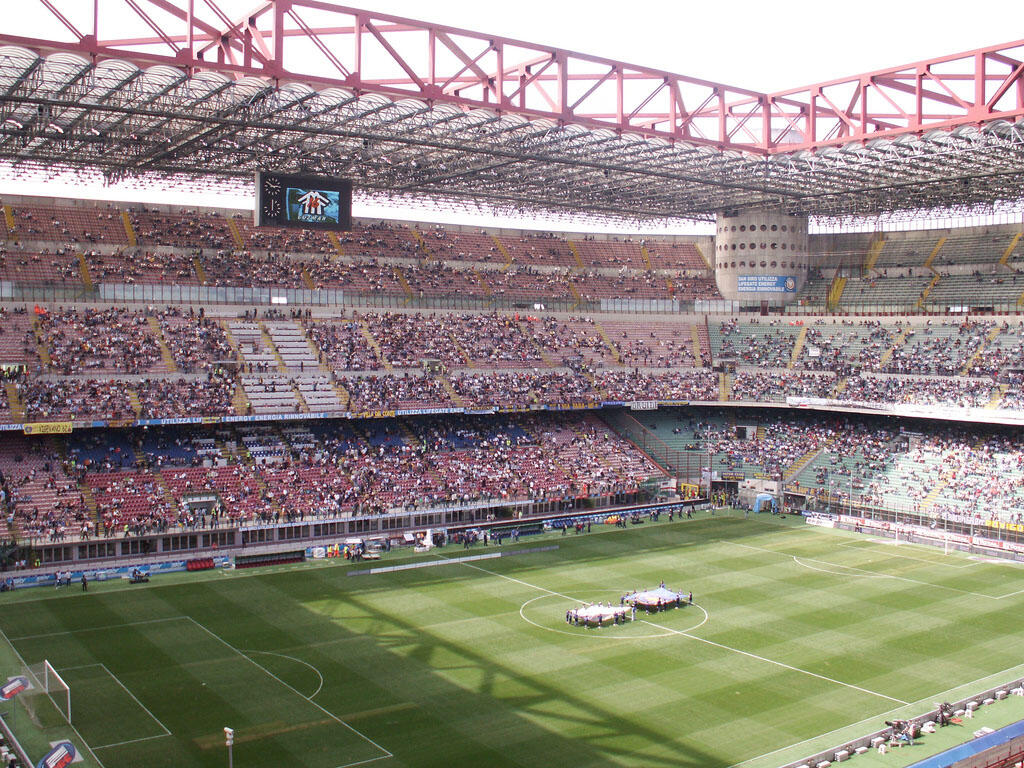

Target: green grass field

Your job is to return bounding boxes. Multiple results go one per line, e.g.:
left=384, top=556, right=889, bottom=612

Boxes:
left=4, top=513, right=1024, bottom=768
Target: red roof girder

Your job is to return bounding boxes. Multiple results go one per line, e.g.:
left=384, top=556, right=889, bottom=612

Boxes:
left=3, top=0, right=1024, bottom=154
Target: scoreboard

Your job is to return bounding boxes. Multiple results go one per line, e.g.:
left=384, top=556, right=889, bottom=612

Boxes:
left=255, top=172, right=352, bottom=231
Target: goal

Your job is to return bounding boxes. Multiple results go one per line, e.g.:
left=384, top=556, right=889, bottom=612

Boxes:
left=42, top=660, right=71, bottom=724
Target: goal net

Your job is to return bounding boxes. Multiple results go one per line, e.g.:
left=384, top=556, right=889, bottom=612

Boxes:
left=41, top=661, right=71, bottom=724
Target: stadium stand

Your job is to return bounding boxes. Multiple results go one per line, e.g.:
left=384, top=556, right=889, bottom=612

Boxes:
left=3, top=195, right=1024, bottom=574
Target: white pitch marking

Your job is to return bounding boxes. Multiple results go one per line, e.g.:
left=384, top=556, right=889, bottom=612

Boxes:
left=792, top=556, right=881, bottom=578
left=459, top=559, right=905, bottom=704
left=7, top=616, right=188, bottom=642
left=836, top=539, right=978, bottom=569
left=726, top=657, right=1024, bottom=768
left=517, top=593, right=707, bottom=640
left=99, top=663, right=171, bottom=736
left=639, top=618, right=907, bottom=705
left=725, top=540, right=998, bottom=599
left=92, top=733, right=171, bottom=750
left=243, top=650, right=325, bottom=700
left=183, top=616, right=392, bottom=760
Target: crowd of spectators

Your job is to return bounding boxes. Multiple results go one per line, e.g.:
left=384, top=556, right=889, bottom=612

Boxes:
left=882, top=319, right=995, bottom=376
left=158, top=310, right=233, bottom=372
left=731, top=371, right=836, bottom=402
left=37, top=307, right=164, bottom=375
left=716, top=319, right=799, bottom=367
left=842, top=375, right=996, bottom=408
left=136, top=373, right=236, bottom=419
left=17, top=379, right=135, bottom=422
left=0, top=413, right=660, bottom=540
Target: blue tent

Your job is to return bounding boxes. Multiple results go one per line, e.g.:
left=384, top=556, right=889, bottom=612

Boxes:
left=753, top=493, right=777, bottom=514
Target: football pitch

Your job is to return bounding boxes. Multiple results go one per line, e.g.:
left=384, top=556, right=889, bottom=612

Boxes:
left=4, top=512, right=1024, bottom=768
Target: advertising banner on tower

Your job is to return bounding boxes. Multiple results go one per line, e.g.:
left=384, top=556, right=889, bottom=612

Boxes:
left=736, top=275, right=797, bottom=293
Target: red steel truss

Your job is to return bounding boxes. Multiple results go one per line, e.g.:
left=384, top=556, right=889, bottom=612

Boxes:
left=4, top=0, right=1023, bottom=156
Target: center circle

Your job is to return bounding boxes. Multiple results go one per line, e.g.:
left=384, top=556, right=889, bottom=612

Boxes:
left=519, top=591, right=710, bottom=639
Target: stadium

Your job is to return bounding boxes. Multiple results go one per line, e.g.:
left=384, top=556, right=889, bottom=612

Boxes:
left=1, top=2, right=1024, bottom=768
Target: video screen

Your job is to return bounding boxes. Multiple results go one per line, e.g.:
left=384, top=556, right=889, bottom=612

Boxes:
left=285, top=186, right=341, bottom=225
left=255, top=172, right=352, bottom=231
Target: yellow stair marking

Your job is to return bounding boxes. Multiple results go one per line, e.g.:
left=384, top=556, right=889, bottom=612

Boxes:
left=916, top=273, right=940, bottom=309
left=127, top=388, right=142, bottom=418
left=440, top=376, right=465, bottom=407
left=755, top=425, right=766, bottom=440
left=2, top=204, right=15, bottom=236
left=259, top=323, right=288, bottom=372
left=567, top=278, right=583, bottom=309
left=77, top=482, right=100, bottom=527
left=471, top=266, right=493, bottom=296
left=517, top=319, right=555, bottom=366
left=252, top=471, right=282, bottom=514
left=394, top=265, right=414, bottom=301
left=999, top=232, right=1022, bottom=267
left=878, top=328, right=910, bottom=368
left=215, top=438, right=238, bottom=464
left=719, top=372, right=730, bottom=402
left=693, top=243, right=711, bottom=270
left=228, top=219, right=245, bottom=249
left=830, top=377, right=848, bottom=398
left=397, top=419, right=421, bottom=447
left=219, top=320, right=241, bottom=359
left=300, top=267, right=316, bottom=290
left=232, top=382, right=251, bottom=415
left=4, top=382, right=25, bottom=421
left=449, top=333, right=473, bottom=366
left=411, top=229, right=432, bottom=258
left=297, top=320, right=331, bottom=373
left=827, top=276, right=847, bottom=311
left=77, top=252, right=92, bottom=290
left=665, top=275, right=675, bottom=295
left=121, top=211, right=137, bottom=247
left=328, top=231, right=345, bottom=256
left=490, top=234, right=514, bottom=269
left=146, top=316, right=179, bottom=373
left=332, top=379, right=351, bottom=409
left=582, top=366, right=606, bottom=400
left=32, top=316, right=52, bottom=368
left=960, top=324, right=1002, bottom=375
left=640, top=244, right=653, bottom=271
left=567, top=240, right=585, bottom=270
left=987, top=383, right=1009, bottom=410
left=359, top=319, right=393, bottom=371
left=923, top=236, right=946, bottom=269
left=291, top=383, right=310, bottom=413
left=593, top=322, right=623, bottom=364
left=785, top=436, right=837, bottom=483
left=193, top=255, right=208, bottom=285
left=784, top=448, right=819, bottom=482
left=920, top=466, right=958, bottom=511
left=863, top=234, right=885, bottom=272
left=788, top=325, right=809, bottom=369
left=690, top=325, right=702, bottom=363
left=154, top=471, right=179, bottom=510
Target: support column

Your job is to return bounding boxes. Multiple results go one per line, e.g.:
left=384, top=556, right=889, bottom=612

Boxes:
left=714, top=210, right=809, bottom=305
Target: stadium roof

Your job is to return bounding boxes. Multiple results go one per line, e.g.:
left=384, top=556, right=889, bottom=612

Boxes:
left=1, top=1, right=1024, bottom=223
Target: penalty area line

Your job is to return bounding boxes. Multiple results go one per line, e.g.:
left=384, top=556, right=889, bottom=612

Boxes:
left=639, top=618, right=907, bottom=705
left=183, top=617, right=392, bottom=761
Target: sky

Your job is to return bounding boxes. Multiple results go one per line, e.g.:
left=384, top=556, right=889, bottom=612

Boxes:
left=1, top=0, right=1021, bottom=232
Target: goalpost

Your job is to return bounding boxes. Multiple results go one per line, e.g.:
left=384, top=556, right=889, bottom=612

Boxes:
left=42, top=660, right=71, bottom=724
